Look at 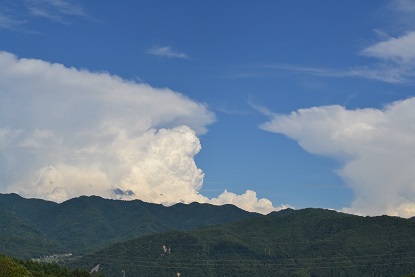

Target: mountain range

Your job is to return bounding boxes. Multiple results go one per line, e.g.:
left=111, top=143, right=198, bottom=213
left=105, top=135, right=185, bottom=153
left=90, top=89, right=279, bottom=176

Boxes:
left=0, top=193, right=257, bottom=259
left=1, top=193, right=415, bottom=277
left=69, top=208, right=415, bottom=276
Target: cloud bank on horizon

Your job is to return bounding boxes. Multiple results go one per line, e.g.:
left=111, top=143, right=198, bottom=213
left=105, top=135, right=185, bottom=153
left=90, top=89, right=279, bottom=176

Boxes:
left=0, top=51, right=282, bottom=214
left=261, top=98, right=415, bottom=218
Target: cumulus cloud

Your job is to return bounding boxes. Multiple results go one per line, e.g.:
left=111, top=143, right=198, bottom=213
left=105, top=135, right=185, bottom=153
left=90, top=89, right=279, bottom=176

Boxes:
left=0, top=51, right=281, bottom=214
left=0, top=51, right=211, bottom=201
left=261, top=98, right=415, bottom=217
left=209, top=190, right=292, bottom=214
left=147, top=46, right=189, bottom=59
left=115, top=126, right=208, bottom=205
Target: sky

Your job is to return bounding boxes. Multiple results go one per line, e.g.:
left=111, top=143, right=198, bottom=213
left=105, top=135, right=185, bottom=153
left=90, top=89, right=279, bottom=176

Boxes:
left=1, top=0, right=415, bottom=217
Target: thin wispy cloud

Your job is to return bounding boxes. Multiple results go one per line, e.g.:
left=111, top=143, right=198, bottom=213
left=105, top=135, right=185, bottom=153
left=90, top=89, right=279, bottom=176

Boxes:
left=385, top=0, right=415, bottom=29
left=0, top=14, right=26, bottom=30
left=264, top=63, right=378, bottom=83
left=0, top=0, right=89, bottom=30
left=26, top=0, right=86, bottom=23
left=268, top=63, right=343, bottom=76
left=391, top=0, right=415, bottom=13
left=248, top=99, right=274, bottom=117
left=345, top=64, right=409, bottom=84
left=265, top=32, right=415, bottom=85
left=263, top=1, right=415, bottom=85
left=263, top=64, right=339, bottom=76
left=224, top=73, right=257, bottom=79
left=147, top=46, right=189, bottom=59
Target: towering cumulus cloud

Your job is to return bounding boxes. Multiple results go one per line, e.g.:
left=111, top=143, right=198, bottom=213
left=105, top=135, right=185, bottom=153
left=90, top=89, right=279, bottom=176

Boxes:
left=0, top=51, right=281, bottom=214
left=261, top=98, right=415, bottom=217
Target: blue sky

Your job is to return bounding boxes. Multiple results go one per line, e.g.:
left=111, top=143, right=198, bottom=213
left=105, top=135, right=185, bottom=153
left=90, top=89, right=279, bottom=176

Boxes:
left=1, top=0, right=415, bottom=216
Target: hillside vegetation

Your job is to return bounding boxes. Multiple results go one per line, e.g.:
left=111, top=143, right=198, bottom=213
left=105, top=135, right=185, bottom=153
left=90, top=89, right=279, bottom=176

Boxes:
left=0, top=193, right=257, bottom=259
left=0, top=253, right=101, bottom=277
left=70, top=208, right=415, bottom=277
left=2, top=193, right=415, bottom=276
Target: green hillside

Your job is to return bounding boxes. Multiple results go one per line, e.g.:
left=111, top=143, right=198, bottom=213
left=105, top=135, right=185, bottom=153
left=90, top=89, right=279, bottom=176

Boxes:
left=3, top=193, right=415, bottom=276
left=0, top=193, right=257, bottom=258
left=0, top=202, right=65, bottom=259
left=70, top=208, right=415, bottom=277
left=0, top=253, right=102, bottom=277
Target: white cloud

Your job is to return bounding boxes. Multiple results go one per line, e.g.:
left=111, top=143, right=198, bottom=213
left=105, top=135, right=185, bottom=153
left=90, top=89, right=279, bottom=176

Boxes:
left=13, top=126, right=207, bottom=204
left=209, top=190, right=292, bottom=214
left=115, top=126, right=208, bottom=205
left=19, top=164, right=112, bottom=203
left=361, top=31, right=415, bottom=65
left=0, top=51, right=281, bottom=214
left=147, top=46, right=189, bottom=59
left=353, top=2, right=415, bottom=83
left=0, top=51, right=213, bottom=135
left=0, top=51, right=212, bottom=201
left=344, top=32, right=415, bottom=83
left=261, top=97, right=415, bottom=217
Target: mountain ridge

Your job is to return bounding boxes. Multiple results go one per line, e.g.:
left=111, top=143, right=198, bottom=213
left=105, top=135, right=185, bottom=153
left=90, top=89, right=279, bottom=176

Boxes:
left=0, top=193, right=258, bottom=259
left=3, top=193, right=415, bottom=276
left=70, top=207, right=415, bottom=277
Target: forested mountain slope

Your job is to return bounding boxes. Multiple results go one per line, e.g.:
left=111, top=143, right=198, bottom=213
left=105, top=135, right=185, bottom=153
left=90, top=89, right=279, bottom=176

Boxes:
left=71, top=208, right=415, bottom=277
left=0, top=193, right=258, bottom=259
